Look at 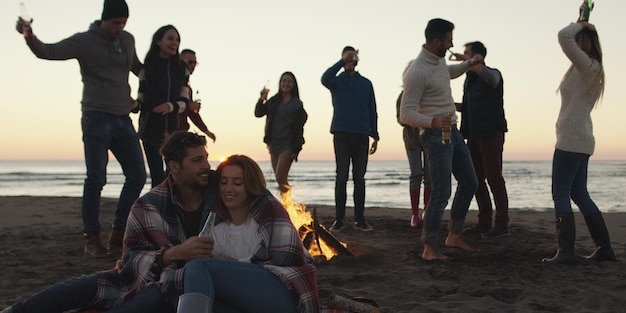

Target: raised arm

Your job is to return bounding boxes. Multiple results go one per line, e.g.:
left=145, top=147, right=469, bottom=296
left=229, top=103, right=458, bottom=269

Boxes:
left=17, top=20, right=82, bottom=61
left=321, top=59, right=345, bottom=90
left=558, top=22, right=598, bottom=73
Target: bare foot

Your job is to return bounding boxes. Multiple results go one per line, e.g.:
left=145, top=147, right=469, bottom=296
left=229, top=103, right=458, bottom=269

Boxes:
left=445, top=232, right=479, bottom=252
left=422, top=243, right=448, bottom=261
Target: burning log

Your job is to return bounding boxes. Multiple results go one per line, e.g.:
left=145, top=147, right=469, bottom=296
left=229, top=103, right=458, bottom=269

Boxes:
left=300, top=225, right=314, bottom=250
left=319, top=289, right=380, bottom=313
left=312, top=208, right=353, bottom=257
left=281, top=188, right=351, bottom=259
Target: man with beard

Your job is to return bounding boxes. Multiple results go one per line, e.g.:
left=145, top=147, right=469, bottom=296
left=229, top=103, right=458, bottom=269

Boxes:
left=400, top=18, right=483, bottom=261
left=2, top=131, right=216, bottom=313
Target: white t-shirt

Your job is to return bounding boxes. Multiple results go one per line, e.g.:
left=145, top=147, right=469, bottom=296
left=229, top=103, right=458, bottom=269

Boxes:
left=211, top=216, right=262, bottom=262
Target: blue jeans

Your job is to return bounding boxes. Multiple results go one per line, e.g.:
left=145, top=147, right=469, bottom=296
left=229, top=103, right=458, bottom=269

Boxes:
left=183, top=258, right=298, bottom=313
left=8, top=273, right=170, bottom=313
left=403, top=126, right=430, bottom=189
left=421, top=127, right=477, bottom=245
left=552, top=149, right=600, bottom=217
left=333, top=132, right=369, bottom=222
left=81, top=111, right=146, bottom=233
left=142, top=141, right=167, bottom=188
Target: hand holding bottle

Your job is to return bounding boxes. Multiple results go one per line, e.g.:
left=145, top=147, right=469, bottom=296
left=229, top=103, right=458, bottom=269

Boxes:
left=17, top=3, right=33, bottom=37
left=191, top=90, right=201, bottom=113
left=578, top=0, right=594, bottom=22
left=199, top=211, right=216, bottom=238
left=259, top=81, right=270, bottom=101
left=432, top=112, right=453, bottom=145
left=341, top=49, right=359, bottom=65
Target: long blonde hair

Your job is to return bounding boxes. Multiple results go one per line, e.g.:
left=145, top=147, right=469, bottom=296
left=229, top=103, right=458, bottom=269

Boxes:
left=559, top=27, right=605, bottom=108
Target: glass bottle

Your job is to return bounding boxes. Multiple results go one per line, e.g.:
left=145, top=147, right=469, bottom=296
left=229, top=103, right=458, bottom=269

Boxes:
left=199, top=211, right=216, bottom=237
left=579, top=0, right=594, bottom=22
left=20, top=3, right=31, bottom=37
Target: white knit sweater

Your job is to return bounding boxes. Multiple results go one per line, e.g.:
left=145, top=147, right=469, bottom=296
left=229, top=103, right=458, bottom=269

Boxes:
left=556, top=23, right=602, bottom=155
left=400, top=46, right=471, bottom=128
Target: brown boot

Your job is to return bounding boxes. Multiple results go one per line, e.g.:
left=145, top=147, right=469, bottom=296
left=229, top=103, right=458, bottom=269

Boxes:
left=107, top=227, right=125, bottom=253
left=83, top=232, right=112, bottom=258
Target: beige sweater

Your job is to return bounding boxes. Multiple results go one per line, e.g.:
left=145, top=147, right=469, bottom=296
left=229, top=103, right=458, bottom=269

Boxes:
left=556, top=23, right=602, bottom=155
left=400, top=46, right=471, bottom=128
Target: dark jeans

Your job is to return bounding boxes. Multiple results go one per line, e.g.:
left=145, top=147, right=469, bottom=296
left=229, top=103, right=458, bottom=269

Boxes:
left=421, top=127, right=477, bottom=245
left=142, top=141, right=167, bottom=188
left=467, top=131, right=509, bottom=228
left=333, top=132, right=369, bottom=222
left=8, top=273, right=171, bottom=313
left=81, top=111, right=146, bottom=233
left=552, top=149, right=600, bottom=217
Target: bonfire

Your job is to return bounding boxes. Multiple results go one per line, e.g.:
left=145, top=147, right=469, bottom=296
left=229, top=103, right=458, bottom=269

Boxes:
left=279, top=187, right=352, bottom=261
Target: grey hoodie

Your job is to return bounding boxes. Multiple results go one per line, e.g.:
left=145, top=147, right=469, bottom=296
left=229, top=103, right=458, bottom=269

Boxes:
left=25, top=20, right=142, bottom=116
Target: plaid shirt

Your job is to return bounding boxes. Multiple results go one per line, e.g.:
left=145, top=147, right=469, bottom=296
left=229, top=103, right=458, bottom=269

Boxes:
left=93, top=177, right=319, bottom=312
left=93, top=175, right=215, bottom=308
left=250, top=190, right=320, bottom=312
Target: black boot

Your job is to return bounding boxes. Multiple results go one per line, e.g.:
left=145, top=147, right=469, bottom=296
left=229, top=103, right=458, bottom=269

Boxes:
left=542, top=213, right=577, bottom=264
left=583, top=213, right=616, bottom=261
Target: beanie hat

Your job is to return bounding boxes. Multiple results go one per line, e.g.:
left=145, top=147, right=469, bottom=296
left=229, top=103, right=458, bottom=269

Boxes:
left=101, top=0, right=129, bottom=21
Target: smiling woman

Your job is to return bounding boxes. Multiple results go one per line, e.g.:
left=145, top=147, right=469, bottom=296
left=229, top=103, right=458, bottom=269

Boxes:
left=177, top=154, right=319, bottom=313
left=254, top=71, right=308, bottom=193
left=137, top=24, right=190, bottom=188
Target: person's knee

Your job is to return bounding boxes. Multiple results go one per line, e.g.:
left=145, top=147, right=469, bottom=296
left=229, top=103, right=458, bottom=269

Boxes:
left=185, top=259, right=215, bottom=277
left=185, top=258, right=204, bottom=272
left=127, top=168, right=147, bottom=186
left=85, top=173, right=107, bottom=188
left=335, top=175, right=348, bottom=184
left=571, top=191, right=591, bottom=207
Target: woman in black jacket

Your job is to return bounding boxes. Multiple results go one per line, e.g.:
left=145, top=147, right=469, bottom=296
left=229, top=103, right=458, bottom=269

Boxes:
left=137, top=25, right=189, bottom=187
left=254, top=72, right=307, bottom=194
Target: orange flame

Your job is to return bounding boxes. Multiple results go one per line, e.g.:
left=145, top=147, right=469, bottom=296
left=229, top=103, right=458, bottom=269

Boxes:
left=280, top=187, right=346, bottom=261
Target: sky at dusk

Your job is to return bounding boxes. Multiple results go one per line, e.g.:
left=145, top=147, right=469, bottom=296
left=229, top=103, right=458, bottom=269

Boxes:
left=2, top=0, right=625, bottom=162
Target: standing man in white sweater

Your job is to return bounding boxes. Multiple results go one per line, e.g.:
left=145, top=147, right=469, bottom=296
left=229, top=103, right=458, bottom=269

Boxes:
left=400, top=18, right=483, bottom=261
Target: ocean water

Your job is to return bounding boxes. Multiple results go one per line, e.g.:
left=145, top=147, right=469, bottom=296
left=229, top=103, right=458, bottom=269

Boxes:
left=0, top=160, right=625, bottom=213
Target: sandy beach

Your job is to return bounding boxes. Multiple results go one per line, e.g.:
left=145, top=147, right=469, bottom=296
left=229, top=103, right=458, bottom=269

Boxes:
left=1, top=196, right=624, bottom=312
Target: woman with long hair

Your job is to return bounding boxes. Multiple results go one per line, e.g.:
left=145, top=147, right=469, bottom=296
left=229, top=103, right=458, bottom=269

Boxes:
left=397, top=60, right=431, bottom=228
left=177, top=154, right=319, bottom=313
left=254, top=72, right=308, bottom=194
left=543, top=2, right=615, bottom=264
left=137, top=25, right=190, bottom=187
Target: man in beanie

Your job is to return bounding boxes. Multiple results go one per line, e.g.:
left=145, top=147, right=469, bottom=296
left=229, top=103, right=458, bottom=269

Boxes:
left=321, top=46, right=379, bottom=233
left=15, top=0, right=146, bottom=258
